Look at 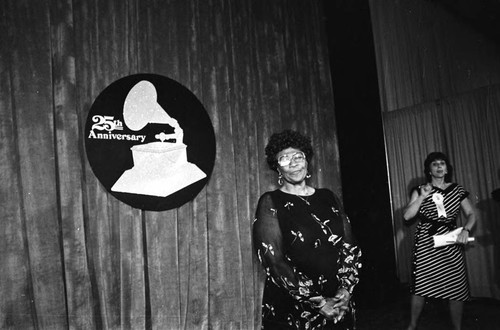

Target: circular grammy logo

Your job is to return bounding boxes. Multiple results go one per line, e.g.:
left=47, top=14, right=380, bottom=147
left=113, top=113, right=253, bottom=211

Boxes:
left=85, top=74, right=216, bottom=211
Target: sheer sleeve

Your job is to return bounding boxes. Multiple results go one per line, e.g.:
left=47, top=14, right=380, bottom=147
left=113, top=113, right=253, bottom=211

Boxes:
left=253, top=193, right=318, bottom=301
left=332, top=192, right=362, bottom=294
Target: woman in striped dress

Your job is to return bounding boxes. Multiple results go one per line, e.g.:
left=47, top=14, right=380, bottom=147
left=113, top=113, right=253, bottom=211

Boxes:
left=403, top=152, right=476, bottom=330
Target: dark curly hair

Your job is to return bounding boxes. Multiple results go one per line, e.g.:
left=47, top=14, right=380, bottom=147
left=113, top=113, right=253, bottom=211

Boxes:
left=424, top=151, right=453, bottom=182
left=265, top=129, right=314, bottom=171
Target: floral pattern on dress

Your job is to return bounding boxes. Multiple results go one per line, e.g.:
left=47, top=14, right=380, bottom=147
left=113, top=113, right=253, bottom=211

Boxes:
left=254, top=189, right=362, bottom=329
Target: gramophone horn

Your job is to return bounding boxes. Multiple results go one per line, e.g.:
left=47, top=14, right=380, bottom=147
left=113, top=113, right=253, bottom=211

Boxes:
left=123, top=80, right=172, bottom=131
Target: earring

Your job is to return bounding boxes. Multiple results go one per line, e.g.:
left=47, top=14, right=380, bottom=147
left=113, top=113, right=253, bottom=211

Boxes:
left=278, top=173, right=283, bottom=185
left=306, top=172, right=311, bottom=179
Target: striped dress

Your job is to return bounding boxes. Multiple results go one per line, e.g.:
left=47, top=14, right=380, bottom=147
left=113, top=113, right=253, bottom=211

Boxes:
left=410, top=183, right=470, bottom=301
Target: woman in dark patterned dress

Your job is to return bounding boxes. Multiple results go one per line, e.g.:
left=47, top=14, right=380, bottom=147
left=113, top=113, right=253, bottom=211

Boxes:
left=253, top=129, right=362, bottom=329
left=403, top=152, right=476, bottom=330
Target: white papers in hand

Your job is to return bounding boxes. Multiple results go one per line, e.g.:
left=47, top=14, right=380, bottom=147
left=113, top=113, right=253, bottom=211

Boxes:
left=433, top=227, right=475, bottom=248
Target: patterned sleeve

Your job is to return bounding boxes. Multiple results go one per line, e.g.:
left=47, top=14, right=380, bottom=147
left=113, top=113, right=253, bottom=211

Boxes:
left=332, top=192, right=362, bottom=294
left=253, top=193, right=318, bottom=302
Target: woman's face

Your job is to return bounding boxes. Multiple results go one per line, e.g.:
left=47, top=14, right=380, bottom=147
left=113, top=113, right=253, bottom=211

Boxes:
left=277, top=147, right=308, bottom=184
left=429, top=159, right=448, bottom=179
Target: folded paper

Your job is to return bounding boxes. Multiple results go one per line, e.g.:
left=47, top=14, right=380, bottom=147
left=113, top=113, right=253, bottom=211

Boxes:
left=433, top=227, right=474, bottom=248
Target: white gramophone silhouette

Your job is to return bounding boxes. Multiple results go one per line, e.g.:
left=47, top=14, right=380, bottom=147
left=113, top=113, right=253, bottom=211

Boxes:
left=111, top=80, right=206, bottom=197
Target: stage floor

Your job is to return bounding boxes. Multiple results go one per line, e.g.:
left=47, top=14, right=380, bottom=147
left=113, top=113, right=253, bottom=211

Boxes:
left=356, top=294, right=500, bottom=329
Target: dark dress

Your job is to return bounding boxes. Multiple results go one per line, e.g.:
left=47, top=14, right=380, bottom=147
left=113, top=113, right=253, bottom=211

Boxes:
left=410, top=183, right=470, bottom=301
left=253, top=189, right=362, bottom=329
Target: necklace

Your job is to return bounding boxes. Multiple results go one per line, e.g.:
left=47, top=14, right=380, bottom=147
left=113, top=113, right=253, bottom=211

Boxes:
left=296, top=194, right=310, bottom=205
left=281, top=186, right=313, bottom=205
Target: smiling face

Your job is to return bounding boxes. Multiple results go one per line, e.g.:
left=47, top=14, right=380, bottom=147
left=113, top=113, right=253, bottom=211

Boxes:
left=429, top=159, right=448, bottom=179
left=277, top=147, right=308, bottom=185
left=424, top=152, right=453, bottom=182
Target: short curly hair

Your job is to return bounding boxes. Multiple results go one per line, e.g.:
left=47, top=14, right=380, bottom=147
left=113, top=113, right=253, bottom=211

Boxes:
left=265, top=129, right=314, bottom=171
left=424, top=151, right=453, bottom=182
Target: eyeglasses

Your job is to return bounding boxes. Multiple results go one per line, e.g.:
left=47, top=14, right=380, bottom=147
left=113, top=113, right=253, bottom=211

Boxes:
left=277, top=151, right=306, bottom=167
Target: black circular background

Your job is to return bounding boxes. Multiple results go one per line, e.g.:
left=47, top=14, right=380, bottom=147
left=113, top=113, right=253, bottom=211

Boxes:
left=85, top=74, right=216, bottom=211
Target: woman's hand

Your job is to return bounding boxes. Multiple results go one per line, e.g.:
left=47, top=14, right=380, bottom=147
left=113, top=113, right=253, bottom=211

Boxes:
left=330, top=288, right=351, bottom=322
left=456, top=228, right=470, bottom=244
left=419, top=183, right=432, bottom=198
left=309, top=288, right=351, bottom=323
left=404, top=184, right=432, bottom=221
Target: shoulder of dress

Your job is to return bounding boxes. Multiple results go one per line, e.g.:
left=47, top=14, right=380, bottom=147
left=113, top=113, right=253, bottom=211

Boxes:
left=258, top=191, right=274, bottom=203
left=315, top=187, right=333, bottom=195
left=256, top=192, right=279, bottom=212
left=259, top=191, right=272, bottom=197
left=314, top=188, right=336, bottom=201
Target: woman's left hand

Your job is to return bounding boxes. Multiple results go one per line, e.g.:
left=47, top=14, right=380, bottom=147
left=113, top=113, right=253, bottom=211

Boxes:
left=456, top=229, right=470, bottom=244
left=310, top=288, right=351, bottom=323
left=330, top=288, right=350, bottom=322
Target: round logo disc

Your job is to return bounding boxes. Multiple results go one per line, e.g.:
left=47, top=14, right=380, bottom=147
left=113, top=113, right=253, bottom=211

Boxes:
left=85, top=74, right=216, bottom=211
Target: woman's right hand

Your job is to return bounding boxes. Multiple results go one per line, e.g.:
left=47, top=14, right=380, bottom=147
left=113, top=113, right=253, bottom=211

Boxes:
left=419, top=183, right=432, bottom=198
left=404, top=183, right=432, bottom=221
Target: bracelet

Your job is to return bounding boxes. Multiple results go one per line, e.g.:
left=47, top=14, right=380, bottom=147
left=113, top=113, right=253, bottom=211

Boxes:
left=462, top=227, right=470, bottom=232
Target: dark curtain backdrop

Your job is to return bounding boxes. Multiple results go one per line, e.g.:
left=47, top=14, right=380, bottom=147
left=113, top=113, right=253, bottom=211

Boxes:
left=0, top=0, right=342, bottom=329
left=370, top=0, right=500, bottom=299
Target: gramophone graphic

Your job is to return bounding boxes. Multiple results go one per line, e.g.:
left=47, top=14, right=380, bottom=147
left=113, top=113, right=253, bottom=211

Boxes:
left=111, top=80, right=206, bottom=197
